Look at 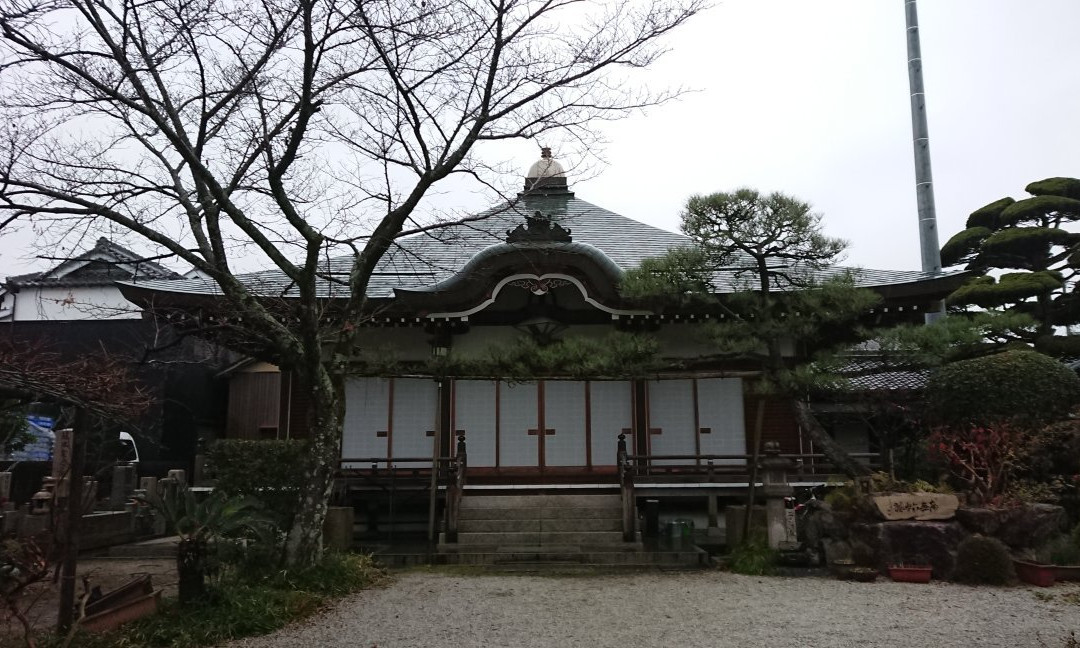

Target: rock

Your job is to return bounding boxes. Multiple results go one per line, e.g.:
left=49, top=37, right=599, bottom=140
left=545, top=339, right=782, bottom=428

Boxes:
left=821, top=538, right=852, bottom=566
left=956, top=504, right=1066, bottom=550
left=851, top=520, right=969, bottom=579
left=997, top=504, right=1066, bottom=550
left=798, top=499, right=846, bottom=548
left=955, top=507, right=1002, bottom=537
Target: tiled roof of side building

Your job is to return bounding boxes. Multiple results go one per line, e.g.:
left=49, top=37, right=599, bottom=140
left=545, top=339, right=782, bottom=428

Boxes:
left=6, top=237, right=181, bottom=287
left=119, top=195, right=962, bottom=299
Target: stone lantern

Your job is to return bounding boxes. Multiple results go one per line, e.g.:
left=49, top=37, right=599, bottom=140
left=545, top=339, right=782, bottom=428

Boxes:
left=759, top=442, right=796, bottom=549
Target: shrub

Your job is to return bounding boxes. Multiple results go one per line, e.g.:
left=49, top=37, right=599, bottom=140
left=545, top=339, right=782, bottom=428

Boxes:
left=952, top=535, right=1015, bottom=585
left=206, top=439, right=310, bottom=528
left=232, top=551, right=388, bottom=595
left=1016, top=419, right=1080, bottom=524
left=925, top=350, right=1080, bottom=428
left=726, top=534, right=778, bottom=576
left=1042, top=533, right=1080, bottom=566
left=824, top=489, right=853, bottom=512
left=928, top=423, right=1025, bottom=504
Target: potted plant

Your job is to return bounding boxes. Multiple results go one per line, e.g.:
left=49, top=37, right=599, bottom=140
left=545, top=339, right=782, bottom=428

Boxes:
left=1040, top=529, right=1080, bottom=583
left=1012, top=558, right=1056, bottom=587
left=888, top=556, right=933, bottom=583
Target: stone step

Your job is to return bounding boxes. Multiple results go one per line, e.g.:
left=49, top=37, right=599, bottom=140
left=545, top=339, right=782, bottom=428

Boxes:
left=459, top=517, right=622, bottom=533
left=437, top=549, right=708, bottom=567
left=456, top=530, right=626, bottom=545
left=459, top=506, right=622, bottom=521
left=460, top=494, right=622, bottom=509
left=494, top=544, right=582, bottom=554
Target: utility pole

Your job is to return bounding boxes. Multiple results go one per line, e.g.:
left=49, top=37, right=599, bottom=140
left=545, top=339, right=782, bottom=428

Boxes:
left=905, top=0, right=945, bottom=322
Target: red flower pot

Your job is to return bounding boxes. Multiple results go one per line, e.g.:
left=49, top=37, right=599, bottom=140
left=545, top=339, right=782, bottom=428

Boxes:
left=1053, top=565, right=1080, bottom=582
left=1013, top=559, right=1056, bottom=587
left=888, top=565, right=932, bottom=583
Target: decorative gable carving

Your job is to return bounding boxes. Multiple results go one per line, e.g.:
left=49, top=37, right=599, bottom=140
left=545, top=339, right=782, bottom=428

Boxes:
left=506, top=211, right=572, bottom=243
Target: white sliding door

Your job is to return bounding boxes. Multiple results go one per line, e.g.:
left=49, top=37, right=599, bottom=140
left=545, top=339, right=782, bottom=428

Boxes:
left=647, top=379, right=697, bottom=464
left=452, top=380, right=497, bottom=467
left=696, top=377, right=746, bottom=464
left=498, top=381, right=539, bottom=467
left=589, top=381, right=633, bottom=467
left=392, top=378, right=438, bottom=467
left=342, top=377, right=391, bottom=468
left=543, top=381, right=587, bottom=467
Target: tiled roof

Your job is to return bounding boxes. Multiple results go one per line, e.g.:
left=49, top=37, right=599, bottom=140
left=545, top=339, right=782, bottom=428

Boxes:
left=6, top=237, right=181, bottom=287
left=831, top=356, right=929, bottom=392
left=118, top=193, right=961, bottom=300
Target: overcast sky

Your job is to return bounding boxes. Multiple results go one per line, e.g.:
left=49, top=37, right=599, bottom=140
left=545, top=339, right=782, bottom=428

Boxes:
left=1, top=0, right=1078, bottom=276
left=568, top=0, right=1080, bottom=272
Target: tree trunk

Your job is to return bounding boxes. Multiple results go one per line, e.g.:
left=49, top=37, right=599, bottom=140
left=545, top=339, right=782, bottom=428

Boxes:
left=793, top=400, right=871, bottom=479
left=176, top=538, right=206, bottom=604
left=740, top=398, right=767, bottom=543
left=284, top=365, right=345, bottom=567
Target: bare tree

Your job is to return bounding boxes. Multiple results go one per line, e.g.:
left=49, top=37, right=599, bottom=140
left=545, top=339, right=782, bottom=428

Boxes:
left=0, top=0, right=702, bottom=564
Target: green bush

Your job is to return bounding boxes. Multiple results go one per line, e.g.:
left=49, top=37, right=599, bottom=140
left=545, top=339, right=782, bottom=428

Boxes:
left=1044, top=533, right=1080, bottom=566
left=925, top=350, right=1080, bottom=428
left=233, top=551, right=388, bottom=595
left=952, top=535, right=1015, bottom=585
left=725, top=534, right=778, bottom=576
left=206, top=439, right=310, bottom=528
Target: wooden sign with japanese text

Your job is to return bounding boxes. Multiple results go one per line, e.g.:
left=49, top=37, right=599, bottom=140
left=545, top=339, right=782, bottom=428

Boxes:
left=872, top=493, right=959, bottom=521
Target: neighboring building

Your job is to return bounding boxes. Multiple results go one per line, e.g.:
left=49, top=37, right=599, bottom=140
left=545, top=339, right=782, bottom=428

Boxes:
left=0, top=238, right=229, bottom=477
left=0, top=237, right=181, bottom=322
left=118, top=152, right=966, bottom=534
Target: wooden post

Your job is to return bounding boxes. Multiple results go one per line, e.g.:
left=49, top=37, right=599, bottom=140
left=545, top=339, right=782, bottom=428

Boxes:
left=444, top=433, right=466, bottom=543
left=57, top=409, right=88, bottom=633
left=706, top=460, right=718, bottom=530
left=427, top=381, right=442, bottom=549
left=618, top=433, right=635, bottom=542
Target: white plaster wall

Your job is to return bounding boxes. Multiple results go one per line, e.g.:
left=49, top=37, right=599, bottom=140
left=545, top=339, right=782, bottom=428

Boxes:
left=356, top=327, right=431, bottom=362
left=654, top=322, right=797, bottom=358
left=10, top=286, right=141, bottom=321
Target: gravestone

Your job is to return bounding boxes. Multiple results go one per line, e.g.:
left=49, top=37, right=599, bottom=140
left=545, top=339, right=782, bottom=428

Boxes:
left=109, top=465, right=137, bottom=510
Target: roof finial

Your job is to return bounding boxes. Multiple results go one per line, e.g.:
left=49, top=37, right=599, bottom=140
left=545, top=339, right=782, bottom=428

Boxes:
left=521, top=147, right=572, bottom=196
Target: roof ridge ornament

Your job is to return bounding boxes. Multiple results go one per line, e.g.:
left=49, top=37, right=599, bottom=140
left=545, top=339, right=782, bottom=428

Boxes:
left=506, top=211, right=572, bottom=243
left=521, top=147, right=572, bottom=196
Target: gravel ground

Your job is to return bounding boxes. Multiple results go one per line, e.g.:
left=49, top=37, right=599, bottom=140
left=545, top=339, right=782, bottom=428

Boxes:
left=226, top=569, right=1080, bottom=648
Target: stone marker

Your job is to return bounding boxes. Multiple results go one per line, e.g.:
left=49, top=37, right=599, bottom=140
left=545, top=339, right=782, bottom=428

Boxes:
left=324, top=506, right=355, bottom=551
left=167, top=469, right=187, bottom=488
left=872, top=493, right=959, bottom=521
left=139, top=477, right=159, bottom=505
left=0, top=472, right=11, bottom=503
left=193, top=454, right=206, bottom=486
left=52, top=428, right=73, bottom=496
left=110, top=465, right=136, bottom=510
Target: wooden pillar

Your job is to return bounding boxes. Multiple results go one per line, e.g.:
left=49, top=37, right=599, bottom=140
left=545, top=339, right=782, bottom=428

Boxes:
left=632, top=380, right=648, bottom=458
left=57, top=409, right=88, bottom=633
